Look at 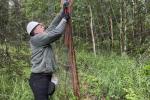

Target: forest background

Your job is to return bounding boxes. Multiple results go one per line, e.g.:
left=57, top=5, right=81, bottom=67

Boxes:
left=0, top=0, right=150, bottom=100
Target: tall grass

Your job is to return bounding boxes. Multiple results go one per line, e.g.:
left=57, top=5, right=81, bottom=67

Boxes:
left=0, top=45, right=149, bottom=100
left=77, top=51, right=149, bottom=100
left=0, top=74, right=32, bottom=100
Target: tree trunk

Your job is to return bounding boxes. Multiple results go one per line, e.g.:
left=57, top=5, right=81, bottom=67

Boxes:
left=62, top=0, right=80, bottom=99
left=0, top=0, right=9, bottom=35
left=119, top=1, right=123, bottom=54
left=109, top=16, right=114, bottom=49
left=131, top=0, right=135, bottom=39
left=123, top=1, right=127, bottom=53
left=89, top=5, right=96, bottom=56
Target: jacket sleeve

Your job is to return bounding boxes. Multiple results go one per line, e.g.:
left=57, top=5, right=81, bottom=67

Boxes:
left=46, top=9, right=63, bottom=32
left=31, top=18, right=67, bottom=47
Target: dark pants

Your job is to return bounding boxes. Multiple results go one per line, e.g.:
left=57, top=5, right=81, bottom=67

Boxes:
left=29, top=73, right=55, bottom=100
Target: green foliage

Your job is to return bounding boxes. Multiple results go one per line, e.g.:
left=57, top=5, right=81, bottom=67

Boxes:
left=0, top=43, right=149, bottom=100
left=76, top=51, right=149, bottom=99
left=143, top=65, right=150, bottom=76
left=0, top=70, right=31, bottom=100
left=123, top=88, right=140, bottom=100
left=0, top=0, right=150, bottom=100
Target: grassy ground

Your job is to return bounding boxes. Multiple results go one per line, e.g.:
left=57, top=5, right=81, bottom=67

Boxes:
left=0, top=43, right=149, bottom=100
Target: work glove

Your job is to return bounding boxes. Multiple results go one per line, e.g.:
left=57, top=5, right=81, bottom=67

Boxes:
left=63, top=1, right=69, bottom=9
left=61, top=12, right=70, bottom=21
left=48, top=82, right=55, bottom=95
left=61, top=1, right=70, bottom=21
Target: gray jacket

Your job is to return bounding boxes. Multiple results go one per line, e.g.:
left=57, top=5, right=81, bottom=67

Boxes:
left=30, top=12, right=67, bottom=73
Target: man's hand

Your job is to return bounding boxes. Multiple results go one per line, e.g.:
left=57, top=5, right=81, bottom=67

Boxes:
left=63, top=1, right=69, bottom=9
left=61, top=0, right=74, bottom=8
left=61, top=0, right=70, bottom=21
left=61, top=0, right=74, bottom=13
left=61, top=11, right=70, bottom=21
left=61, top=1, right=70, bottom=21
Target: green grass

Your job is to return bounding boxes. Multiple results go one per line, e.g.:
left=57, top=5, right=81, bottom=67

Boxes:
left=76, top=51, right=149, bottom=100
left=0, top=74, right=32, bottom=100
left=0, top=44, right=149, bottom=100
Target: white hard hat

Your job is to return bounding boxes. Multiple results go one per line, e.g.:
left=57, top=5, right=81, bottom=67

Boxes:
left=26, top=21, right=39, bottom=35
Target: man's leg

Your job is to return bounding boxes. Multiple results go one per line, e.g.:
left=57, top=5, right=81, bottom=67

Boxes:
left=29, top=74, right=49, bottom=100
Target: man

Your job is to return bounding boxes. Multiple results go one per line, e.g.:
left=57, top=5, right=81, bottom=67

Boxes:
left=26, top=5, right=70, bottom=100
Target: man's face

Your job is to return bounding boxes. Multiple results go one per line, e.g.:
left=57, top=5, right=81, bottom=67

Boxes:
left=33, top=24, right=45, bottom=34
